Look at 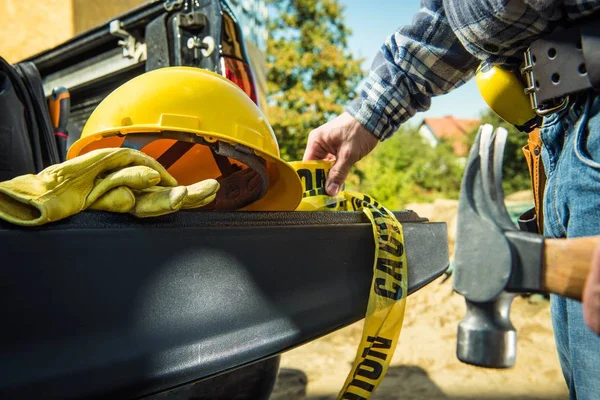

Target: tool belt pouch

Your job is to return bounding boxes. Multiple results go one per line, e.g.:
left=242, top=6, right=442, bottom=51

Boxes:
left=527, top=17, right=600, bottom=108
left=0, top=55, right=58, bottom=182
left=518, top=16, right=600, bottom=234
left=520, top=129, right=546, bottom=234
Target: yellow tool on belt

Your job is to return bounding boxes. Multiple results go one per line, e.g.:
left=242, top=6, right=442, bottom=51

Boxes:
left=475, top=62, right=546, bottom=233
left=289, top=161, right=408, bottom=400
left=475, top=62, right=541, bottom=132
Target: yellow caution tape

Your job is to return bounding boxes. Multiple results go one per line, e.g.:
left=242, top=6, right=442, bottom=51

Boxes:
left=335, top=190, right=408, bottom=400
left=289, top=161, right=408, bottom=400
left=290, top=160, right=347, bottom=211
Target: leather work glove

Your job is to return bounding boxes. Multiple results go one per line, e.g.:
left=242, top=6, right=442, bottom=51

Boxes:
left=0, top=148, right=219, bottom=226
left=89, top=177, right=219, bottom=218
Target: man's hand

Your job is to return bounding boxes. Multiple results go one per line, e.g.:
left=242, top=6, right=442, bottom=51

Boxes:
left=303, top=112, right=379, bottom=196
left=583, top=242, right=600, bottom=335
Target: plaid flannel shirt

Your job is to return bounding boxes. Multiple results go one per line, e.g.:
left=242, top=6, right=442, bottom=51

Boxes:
left=346, top=0, right=600, bottom=141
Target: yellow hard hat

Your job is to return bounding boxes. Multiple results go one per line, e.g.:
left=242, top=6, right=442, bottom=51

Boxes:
left=67, top=66, right=302, bottom=211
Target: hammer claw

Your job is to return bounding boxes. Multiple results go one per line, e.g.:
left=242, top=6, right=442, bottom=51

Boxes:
left=454, top=124, right=513, bottom=303
left=478, top=125, right=499, bottom=224
left=479, top=126, right=518, bottom=232
left=492, top=127, right=518, bottom=231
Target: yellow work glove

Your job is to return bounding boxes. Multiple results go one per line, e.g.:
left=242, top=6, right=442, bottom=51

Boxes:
left=0, top=148, right=219, bottom=226
left=89, top=176, right=219, bottom=218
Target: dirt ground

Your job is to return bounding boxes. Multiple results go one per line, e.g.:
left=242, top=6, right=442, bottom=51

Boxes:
left=270, top=195, right=569, bottom=400
left=270, top=276, right=567, bottom=400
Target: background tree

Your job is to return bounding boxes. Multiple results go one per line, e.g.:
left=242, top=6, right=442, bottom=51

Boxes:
left=348, top=124, right=466, bottom=210
left=265, top=0, right=365, bottom=160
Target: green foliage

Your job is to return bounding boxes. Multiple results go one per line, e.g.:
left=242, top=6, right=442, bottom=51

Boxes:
left=346, top=124, right=467, bottom=210
left=463, top=109, right=532, bottom=195
left=265, top=0, right=365, bottom=161
left=346, top=108, right=533, bottom=210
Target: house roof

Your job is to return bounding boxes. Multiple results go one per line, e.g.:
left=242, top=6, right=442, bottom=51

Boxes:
left=421, top=116, right=481, bottom=156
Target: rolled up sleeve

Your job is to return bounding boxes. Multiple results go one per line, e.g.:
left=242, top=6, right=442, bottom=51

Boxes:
left=346, top=0, right=480, bottom=141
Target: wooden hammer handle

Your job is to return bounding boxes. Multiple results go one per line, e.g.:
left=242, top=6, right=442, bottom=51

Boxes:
left=543, top=236, right=600, bottom=301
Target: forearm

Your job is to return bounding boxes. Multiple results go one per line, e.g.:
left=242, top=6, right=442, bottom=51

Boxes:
left=345, top=0, right=480, bottom=141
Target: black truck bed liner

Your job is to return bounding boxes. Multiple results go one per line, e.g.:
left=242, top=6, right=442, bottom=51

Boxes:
left=0, top=210, right=448, bottom=399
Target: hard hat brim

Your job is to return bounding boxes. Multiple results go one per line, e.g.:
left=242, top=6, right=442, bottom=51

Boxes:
left=68, top=127, right=303, bottom=212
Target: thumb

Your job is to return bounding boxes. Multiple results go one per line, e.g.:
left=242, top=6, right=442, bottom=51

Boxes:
left=326, top=149, right=353, bottom=196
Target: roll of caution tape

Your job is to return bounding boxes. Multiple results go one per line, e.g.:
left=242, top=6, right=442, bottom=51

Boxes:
left=288, top=160, right=347, bottom=211
left=289, top=161, right=408, bottom=399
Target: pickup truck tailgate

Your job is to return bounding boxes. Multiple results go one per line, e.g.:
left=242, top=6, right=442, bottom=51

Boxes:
left=0, top=210, right=448, bottom=399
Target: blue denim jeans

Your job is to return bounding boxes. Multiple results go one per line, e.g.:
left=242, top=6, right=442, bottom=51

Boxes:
left=541, top=90, right=600, bottom=399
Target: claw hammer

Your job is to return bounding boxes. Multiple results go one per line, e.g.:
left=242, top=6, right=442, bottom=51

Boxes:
left=452, top=124, right=600, bottom=368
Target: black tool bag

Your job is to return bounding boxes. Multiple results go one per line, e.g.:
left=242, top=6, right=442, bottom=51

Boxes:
left=0, top=56, right=59, bottom=182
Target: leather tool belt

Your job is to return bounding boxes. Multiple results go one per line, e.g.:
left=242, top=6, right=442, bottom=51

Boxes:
left=521, top=15, right=600, bottom=117
left=518, top=14, right=599, bottom=235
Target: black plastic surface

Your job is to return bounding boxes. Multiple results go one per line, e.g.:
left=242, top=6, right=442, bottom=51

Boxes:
left=0, top=210, right=448, bottom=399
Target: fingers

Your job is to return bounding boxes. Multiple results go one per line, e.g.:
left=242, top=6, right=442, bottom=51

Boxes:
left=86, top=166, right=161, bottom=206
left=326, top=147, right=354, bottom=196
left=303, top=113, right=380, bottom=195
left=125, top=149, right=179, bottom=187
left=132, top=186, right=188, bottom=218
left=182, top=179, right=220, bottom=209
left=89, top=187, right=136, bottom=213
left=77, top=148, right=179, bottom=187
left=303, top=129, right=332, bottom=161
left=583, top=243, right=600, bottom=335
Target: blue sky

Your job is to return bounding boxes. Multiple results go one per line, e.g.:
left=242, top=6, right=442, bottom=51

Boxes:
left=340, top=0, right=488, bottom=125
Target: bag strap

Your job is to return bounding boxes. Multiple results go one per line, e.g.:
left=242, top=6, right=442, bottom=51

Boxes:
left=14, top=62, right=60, bottom=167
left=0, top=56, right=44, bottom=172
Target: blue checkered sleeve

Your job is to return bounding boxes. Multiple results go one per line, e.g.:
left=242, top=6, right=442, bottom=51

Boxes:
left=345, top=0, right=480, bottom=141
left=346, top=0, right=600, bottom=141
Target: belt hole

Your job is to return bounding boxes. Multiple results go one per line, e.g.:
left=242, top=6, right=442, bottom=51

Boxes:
left=548, top=48, right=557, bottom=59
left=551, top=73, right=561, bottom=84
left=579, top=63, right=587, bottom=75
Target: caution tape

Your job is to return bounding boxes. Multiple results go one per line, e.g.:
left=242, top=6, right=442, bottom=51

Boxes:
left=335, top=191, right=407, bottom=400
left=289, top=161, right=408, bottom=400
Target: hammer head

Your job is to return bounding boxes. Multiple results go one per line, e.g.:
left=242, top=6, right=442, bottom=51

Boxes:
left=452, top=124, right=535, bottom=369
left=456, top=293, right=517, bottom=368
